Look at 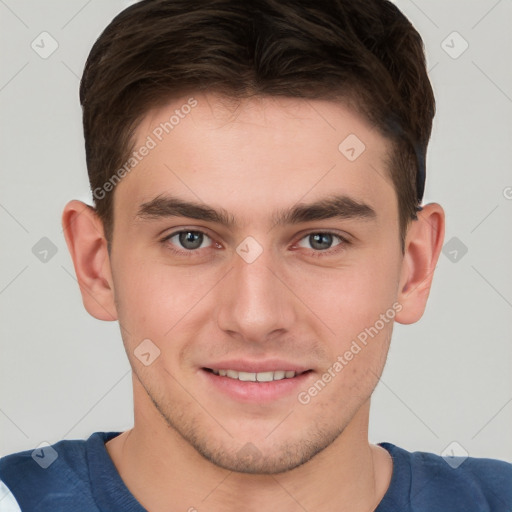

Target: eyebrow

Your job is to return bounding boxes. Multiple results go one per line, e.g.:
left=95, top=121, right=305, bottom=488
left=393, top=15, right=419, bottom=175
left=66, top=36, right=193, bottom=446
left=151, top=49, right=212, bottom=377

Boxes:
left=135, top=193, right=376, bottom=228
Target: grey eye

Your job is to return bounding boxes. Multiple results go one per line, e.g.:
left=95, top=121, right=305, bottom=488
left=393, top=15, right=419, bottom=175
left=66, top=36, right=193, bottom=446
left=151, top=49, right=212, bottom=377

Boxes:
left=297, top=233, right=342, bottom=251
left=170, top=231, right=212, bottom=250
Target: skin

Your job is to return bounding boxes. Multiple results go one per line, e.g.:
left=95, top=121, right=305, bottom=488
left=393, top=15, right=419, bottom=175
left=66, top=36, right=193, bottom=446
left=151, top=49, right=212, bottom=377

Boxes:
left=62, top=93, right=445, bottom=511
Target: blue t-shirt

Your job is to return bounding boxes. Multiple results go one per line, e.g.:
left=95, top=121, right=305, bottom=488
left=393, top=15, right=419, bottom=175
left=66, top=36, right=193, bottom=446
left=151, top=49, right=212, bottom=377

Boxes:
left=0, top=431, right=511, bottom=511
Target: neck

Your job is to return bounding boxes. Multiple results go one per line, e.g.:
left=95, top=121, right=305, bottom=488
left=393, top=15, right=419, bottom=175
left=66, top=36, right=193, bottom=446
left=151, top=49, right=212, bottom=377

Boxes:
left=106, top=379, right=392, bottom=512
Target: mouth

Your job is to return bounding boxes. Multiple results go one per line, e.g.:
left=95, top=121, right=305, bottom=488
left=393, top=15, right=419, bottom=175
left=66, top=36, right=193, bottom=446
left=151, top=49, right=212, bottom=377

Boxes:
left=203, top=368, right=311, bottom=382
left=200, top=365, right=314, bottom=403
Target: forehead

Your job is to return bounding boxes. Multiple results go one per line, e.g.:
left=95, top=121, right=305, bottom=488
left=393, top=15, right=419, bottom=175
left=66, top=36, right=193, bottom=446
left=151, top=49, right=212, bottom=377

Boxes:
left=113, top=93, right=395, bottom=225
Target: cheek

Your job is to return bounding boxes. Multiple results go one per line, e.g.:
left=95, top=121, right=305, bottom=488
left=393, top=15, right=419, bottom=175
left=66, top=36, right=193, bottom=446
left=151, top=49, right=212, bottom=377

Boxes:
left=111, top=253, right=220, bottom=342
left=289, top=254, right=400, bottom=340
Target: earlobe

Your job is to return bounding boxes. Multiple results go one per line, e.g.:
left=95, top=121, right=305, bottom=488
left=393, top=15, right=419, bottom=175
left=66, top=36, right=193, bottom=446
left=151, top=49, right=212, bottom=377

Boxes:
left=395, top=203, right=445, bottom=325
left=61, top=200, right=118, bottom=321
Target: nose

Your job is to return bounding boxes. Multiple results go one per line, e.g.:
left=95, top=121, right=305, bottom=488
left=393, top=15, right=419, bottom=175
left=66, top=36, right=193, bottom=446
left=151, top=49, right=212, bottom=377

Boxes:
left=216, top=243, right=297, bottom=344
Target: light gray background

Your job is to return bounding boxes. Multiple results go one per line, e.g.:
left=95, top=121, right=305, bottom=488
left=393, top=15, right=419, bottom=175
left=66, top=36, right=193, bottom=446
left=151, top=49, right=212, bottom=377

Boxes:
left=1, top=0, right=511, bottom=463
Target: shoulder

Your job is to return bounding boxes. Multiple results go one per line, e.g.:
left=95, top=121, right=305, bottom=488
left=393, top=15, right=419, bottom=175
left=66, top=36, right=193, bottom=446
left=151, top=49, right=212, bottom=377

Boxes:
left=0, top=432, right=119, bottom=511
left=0, top=480, right=21, bottom=512
left=0, top=437, right=89, bottom=487
left=380, top=443, right=512, bottom=511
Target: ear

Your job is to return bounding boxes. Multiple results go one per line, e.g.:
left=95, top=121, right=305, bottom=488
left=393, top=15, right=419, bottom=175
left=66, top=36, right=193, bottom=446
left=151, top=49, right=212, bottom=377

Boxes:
left=395, top=203, right=445, bottom=325
left=62, top=200, right=117, bottom=321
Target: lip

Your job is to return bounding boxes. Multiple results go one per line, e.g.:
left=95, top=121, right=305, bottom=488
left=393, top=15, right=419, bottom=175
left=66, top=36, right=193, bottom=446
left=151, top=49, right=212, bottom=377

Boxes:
left=202, top=359, right=311, bottom=374
left=200, top=360, right=314, bottom=403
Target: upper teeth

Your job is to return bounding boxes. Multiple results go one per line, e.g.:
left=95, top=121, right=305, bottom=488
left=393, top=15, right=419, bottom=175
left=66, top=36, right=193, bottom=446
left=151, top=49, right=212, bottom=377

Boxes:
left=211, top=369, right=297, bottom=381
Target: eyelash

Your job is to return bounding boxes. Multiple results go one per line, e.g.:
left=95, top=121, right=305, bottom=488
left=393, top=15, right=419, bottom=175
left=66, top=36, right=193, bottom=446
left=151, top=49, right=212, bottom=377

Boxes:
left=159, top=229, right=350, bottom=258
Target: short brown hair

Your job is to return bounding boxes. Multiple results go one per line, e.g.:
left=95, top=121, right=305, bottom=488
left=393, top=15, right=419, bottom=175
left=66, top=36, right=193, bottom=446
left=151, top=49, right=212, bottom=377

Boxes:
left=80, top=0, right=435, bottom=250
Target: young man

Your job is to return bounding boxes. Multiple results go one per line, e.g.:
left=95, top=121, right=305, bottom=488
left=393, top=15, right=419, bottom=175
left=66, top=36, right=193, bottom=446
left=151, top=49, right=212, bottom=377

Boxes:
left=1, top=0, right=510, bottom=510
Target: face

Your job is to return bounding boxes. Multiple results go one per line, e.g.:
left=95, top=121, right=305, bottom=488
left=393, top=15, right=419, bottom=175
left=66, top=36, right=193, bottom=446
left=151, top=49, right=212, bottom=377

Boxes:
left=108, top=93, right=405, bottom=474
